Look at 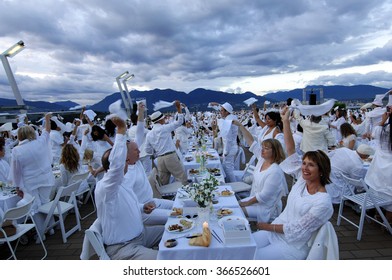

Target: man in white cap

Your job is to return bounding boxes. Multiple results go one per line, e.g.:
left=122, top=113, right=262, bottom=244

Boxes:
left=326, top=144, right=374, bottom=204
left=144, top=100, right=188, bottom=185
left=210, top=102, right=239, bottom=182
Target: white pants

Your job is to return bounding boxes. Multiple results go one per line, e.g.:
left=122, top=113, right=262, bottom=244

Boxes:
left=142, top=198, right=174, bottom=225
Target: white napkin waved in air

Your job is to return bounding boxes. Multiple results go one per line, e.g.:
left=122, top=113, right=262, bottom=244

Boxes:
left=153, top=100, right=175, bottom=111
left=207, top=103, right=220, bottom=111
left=83, top=110, right=97, bottom=121
left=290, top=98, right=337, bottom=117
left=106, top=100, right=128, bottom=121
left=243, top=97, right=258, bottom=107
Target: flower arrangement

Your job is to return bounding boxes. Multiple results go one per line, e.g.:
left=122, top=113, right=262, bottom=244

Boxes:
left=185, top=174, right=219, bottom=208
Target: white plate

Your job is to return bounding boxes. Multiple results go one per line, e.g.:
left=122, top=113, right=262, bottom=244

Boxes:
left=218, top=216, right=248, bottom=228
left=166, top=218, right=194, bottom=233
left=216, top=208, right=234, bottom=217
left=219, top=190, right=234, bottom=197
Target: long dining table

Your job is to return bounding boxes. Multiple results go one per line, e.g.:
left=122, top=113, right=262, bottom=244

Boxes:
left=157, top=185, right=257, bottom=260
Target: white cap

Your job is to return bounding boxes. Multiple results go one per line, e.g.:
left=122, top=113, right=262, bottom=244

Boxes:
left=357, top=144, right=375, bottom=156
left=150, top=111, right=164, bottom=123
left=221, top=102, right=233, bottom=114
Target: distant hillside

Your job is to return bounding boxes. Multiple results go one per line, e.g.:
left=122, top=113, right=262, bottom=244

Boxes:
left=1, top=85, right=389, bottom=115
left=263, top=85, right=388, bottom=102
left=0, top=98, right=79, bottom=112
left=90, top=88, right=267, bottom=113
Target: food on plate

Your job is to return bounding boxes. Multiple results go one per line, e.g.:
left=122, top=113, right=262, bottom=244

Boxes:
left=207, top=168, right=220, bottom=175
left=179, top=219, right=193, bottom=229
left=170, top=207, right=183, bottom=216
left=185, top=156, right=194, bottom=162
left=189, top=169, right=199, bottom=174
left=220, top=189, right=233, bottom=196
left=168, top=224, right=183, bottom=232
left=217, top=208, right=233, bottom=216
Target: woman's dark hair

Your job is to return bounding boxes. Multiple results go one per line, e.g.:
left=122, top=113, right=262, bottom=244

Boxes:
left=297, top=124, right=303, bottom=133
left=310, top=115, right=322, bottom=123
left=105, top=119, right=116, bottom=138
left=50, top=120, right=58, bottom=130
left=265, top=111, right=282, bottom=130
left=0, top=137, right=5, bottom=152
left=302, top=150, right=332, bottom=186
left=91, top=125, right=106, bottom=141
left=381, top=108, right=392, bottom=151
left=340, top=122, right=357, bottom=138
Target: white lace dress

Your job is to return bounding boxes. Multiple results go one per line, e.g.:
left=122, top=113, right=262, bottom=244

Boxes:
left=253, top=153, right=333, bottom=259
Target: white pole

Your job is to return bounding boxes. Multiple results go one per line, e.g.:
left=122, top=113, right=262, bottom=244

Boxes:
left=1, top=55, right=25, bottom=106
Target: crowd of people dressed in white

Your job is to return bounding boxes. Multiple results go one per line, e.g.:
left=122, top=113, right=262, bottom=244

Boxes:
left=0, top=89, right=391, bottom=260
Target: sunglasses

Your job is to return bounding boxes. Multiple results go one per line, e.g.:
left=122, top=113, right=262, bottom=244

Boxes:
left=185, top=214, right=198, bottom=219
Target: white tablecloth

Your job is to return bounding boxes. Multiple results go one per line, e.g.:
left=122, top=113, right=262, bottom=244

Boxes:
left=157, top=186, right=257, bottom=260
left=0, top=190, right=20, bottom=213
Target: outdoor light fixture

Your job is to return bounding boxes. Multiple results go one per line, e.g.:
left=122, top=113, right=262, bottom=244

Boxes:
left=115, top=71, right=131, bottom=118
left=122, top=73, right=135, bottom=112
left=1, top=40, right=25, bottom=57
left=1, top=40, right=26, bottom=107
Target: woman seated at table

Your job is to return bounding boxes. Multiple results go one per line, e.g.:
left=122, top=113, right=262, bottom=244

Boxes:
left=339, top=122, right=357, bottom=150
left=252, top=106, right=333, bottom=260
left=232, top=120, right=288, bottom=223
left=59, top=143, right=89, bottom=194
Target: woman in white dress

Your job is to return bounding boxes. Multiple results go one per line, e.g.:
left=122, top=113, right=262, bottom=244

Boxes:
left=252, top=107, right=333, bottom=260
left=233, top=120, right=287, bottom=223
left=329, top=108, right=347, bottom=144
left=365, top=98, right=392, bottom=223
left=339, top=122, right=357, bottom=150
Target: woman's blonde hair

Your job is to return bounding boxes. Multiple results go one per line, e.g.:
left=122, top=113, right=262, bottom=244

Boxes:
left=60, top=144, right=80, bottom=173
left=262, top=138, right=286, bottom=164
left=17, top=126, right=37, bottom=141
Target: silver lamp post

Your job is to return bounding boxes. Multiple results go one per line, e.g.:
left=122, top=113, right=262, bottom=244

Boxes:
left=115, top=71, right=131, bottom=118
left=122, top=73, right=135, bottom=113
left=1, top=40, right=26, bottom=108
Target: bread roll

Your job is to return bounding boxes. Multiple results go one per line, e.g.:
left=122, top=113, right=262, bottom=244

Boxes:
left=189, top=226, right=211, bottom=247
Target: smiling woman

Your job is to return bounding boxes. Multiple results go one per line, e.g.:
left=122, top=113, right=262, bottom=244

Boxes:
left=250, top=106, right=334, bottom=260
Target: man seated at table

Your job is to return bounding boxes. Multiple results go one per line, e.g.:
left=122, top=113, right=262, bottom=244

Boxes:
left=124, top=103, right=174, bottom=225
left=326, top=144, right=374, bottom=204
left=95, top=116, right=163, bottom=260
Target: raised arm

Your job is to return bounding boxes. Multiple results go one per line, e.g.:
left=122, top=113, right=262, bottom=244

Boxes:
left=251, top=104, right=266, bottom=128
left=232, top=119, right=255, bottom=147
left=281, top=106, right=295, bottom=156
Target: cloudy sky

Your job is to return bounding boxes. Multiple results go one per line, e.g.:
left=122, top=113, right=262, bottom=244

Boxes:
left=1, top=0, right=392, bottom=106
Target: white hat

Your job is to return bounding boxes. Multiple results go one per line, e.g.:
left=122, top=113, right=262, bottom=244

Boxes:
left=356, top=144, right=375, bottom=156
left=372, top=94, right=385, bottom=106
left=221, top=102, right=233, bottom=114
left=150, top=111, right=164, bottom=123
left=83, top=109, right=97, bottom=121
left=360, top=103, right=373, bottom=110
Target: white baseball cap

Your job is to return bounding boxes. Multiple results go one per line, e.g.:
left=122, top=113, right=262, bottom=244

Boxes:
left=221, top=102, right=233, bottom=114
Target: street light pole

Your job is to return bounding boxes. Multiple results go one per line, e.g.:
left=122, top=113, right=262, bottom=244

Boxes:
left=122, top=73, right=135, bottom=113
left=1, top=40, right=26, bottom=108
left=115, top=71, right=131, bottom=118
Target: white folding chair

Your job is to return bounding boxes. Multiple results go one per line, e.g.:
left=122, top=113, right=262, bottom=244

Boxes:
left=337, top=173, right=392, bottom=241
left=150, top=167, right=182, bottom=198
left=81, top=219, right=110, bottom=260
left=37, top=181, right=82, bottom=243
left=0, top=197, right=47, bottom=260
left=306, top=222, right=339, bottom=260
left=71, top=171, right=96, bottom=220
left=230, top=155, right=257, bottom=196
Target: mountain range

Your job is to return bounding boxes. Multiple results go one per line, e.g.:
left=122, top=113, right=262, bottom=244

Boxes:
left=0, top=85, right=388, bottom=114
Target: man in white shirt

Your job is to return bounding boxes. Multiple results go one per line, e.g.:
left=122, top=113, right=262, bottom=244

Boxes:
left=95, top=117, right=163, bottom=260
left=49, top=120, right=65, bottom=165
left=144, top=100, right=188, bottom=185
left=210, top=102, right=239, bottom=182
